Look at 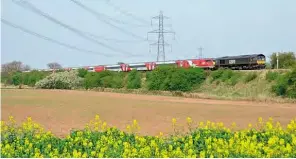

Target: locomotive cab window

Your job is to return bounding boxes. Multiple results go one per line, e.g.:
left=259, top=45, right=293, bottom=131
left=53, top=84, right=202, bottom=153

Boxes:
left=259, top=56, right=265, bottom=60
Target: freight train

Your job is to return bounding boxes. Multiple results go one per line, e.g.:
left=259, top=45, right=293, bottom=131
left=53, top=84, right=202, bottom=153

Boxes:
left=31, top=53, right=266, bottom=73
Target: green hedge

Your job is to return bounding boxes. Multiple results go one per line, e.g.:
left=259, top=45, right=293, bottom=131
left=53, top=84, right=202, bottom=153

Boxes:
left=146, top=66, right=205, bottom=92
left=1, top=71, right=49, bottom=86
left=127, top=70, right=141, bottom=89
left=272, top=67, right=296, bottom=98
left=83, top=71, right=125, bottom=89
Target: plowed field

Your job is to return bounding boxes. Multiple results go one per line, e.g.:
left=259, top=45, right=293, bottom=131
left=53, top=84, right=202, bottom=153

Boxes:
left=1, top=89, right=295, bottom=137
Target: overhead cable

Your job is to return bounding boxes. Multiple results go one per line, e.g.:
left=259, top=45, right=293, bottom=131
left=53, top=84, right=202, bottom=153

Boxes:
left=105, top=0, right=150, bottom=25
left=69, top=0, right=147, bottom=41
left=12, top=0, right=138, bottom=56
left=1, top=18, right=114, bottom=57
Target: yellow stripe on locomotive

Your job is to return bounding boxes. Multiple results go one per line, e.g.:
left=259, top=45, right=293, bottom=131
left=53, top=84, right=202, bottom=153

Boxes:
left=257, top=60, right=265, bottom=65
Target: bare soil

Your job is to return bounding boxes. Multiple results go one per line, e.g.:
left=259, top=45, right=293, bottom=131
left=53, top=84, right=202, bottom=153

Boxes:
left=1, top=89, right=296, bottom=137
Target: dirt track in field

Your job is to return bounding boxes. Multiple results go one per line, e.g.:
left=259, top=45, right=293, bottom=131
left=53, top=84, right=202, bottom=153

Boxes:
left=1, top=89, right=296, bottom=137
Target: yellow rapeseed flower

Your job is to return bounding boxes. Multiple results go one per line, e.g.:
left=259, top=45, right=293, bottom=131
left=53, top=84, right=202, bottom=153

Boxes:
left=172, top=118, right=177, bottom=125
left=186, top=117, right=192, bottom=124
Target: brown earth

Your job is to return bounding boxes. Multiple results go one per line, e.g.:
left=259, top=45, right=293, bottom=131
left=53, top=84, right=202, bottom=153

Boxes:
left=1, top=89, right=296, bottom=137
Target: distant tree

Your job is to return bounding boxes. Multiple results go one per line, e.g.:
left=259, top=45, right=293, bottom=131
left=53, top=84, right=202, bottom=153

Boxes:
left=270, top=52, right=296, bottom=69
left=47, top=62, right=62, bottom=70
left=1, top=61, right=30, bottom=86
left=1, top=61, right=31, bottom=73
left=23, top=65, right=31, bottom=71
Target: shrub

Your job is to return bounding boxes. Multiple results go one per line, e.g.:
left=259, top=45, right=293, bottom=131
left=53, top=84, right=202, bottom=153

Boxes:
left=147, top=66, right=174, bottom=90
left=11, top=72, right=23, bottom=86
left=83, top=71, right=125, bottom=89
left=83, top=72, right=100, bottom=89
left=127, top=70, right=141, bottom=89
left=22, top=71, right=49, bottom=86
left=272, top=75, right=288, bottom=96
left=266, top=71, right=279, bottom=82
left=210, top=69, right=225, bottom=82
left=1, top=70, right=49, bottom=86
left=272, top=68, right=296, bottom=98
left=210, top=69, right=241, bottom=86
left=147, top=67, right=205, bottom=92
left=166, top=69, right=191, bottom=91
left=186, top=68, right=206, bottom=86
left=35, top=70, right=83, bottom=89
left=77, top=68, right=88, bottom=78
left=220, top=69, right=235, bottom=82
left=244, top=72, right=258, bottom=83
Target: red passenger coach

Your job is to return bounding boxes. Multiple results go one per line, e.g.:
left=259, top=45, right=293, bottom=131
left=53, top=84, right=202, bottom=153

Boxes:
left=191, top=59, right=215, bottom=68
left=176, top=60, right=191, bottom=68
left=145, top=62, right=156, bottom=71
left=94, top=66, right=105, bottom=72
left=120, top=64, right=131, bottom=72
left=176, top=59, right=215, bottom=69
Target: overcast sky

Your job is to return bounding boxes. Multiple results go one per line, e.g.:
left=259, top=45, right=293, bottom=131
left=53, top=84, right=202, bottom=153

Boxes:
left=1, top=0, right=296, bottom=69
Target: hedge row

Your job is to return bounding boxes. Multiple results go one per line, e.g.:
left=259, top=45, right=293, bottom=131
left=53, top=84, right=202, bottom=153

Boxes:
left=84, top=71, right=126, bottom=89
left=146, top=66, right=206, bottom=92
left=1, top=71, right=49, bottom=86
left=2, top=66, right=295, bottom=99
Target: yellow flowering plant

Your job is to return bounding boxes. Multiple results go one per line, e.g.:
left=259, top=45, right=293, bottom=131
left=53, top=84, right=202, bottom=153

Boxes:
left=1, top=116, right=296, bottom=158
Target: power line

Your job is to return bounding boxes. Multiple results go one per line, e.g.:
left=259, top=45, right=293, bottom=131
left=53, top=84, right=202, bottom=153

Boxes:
left=76, top=1, right=146, bottom=27
left=105, top=0, right=150, bottom=26
left=12, top=0, right=137, bottom=56
left=1, top=18, right=114, bottom=57
left=83, top=31, right=152, bottom=43
left=69, top=0, right=147, bottom=41
left=148, top=11, right=175, bottom=62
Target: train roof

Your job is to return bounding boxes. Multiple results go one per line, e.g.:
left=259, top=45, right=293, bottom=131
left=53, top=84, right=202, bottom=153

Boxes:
left=216, top=54, right=265, bottom=60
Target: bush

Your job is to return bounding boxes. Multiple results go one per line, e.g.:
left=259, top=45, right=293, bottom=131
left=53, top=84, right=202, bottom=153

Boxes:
left=35, top=70, right=83, bottom=89
left=147, top=67, right=205, bottom=92
left=147, top=66, right=174, bottom=91
left=22, top=71, right=49, bottom=86
left=165, top=69, right=191, bottom=91
left=1, top=70, right=49, bottom=86
left=83, top=71, right=125, bottom=89
left=266, top=71, right=279, bottom=82
left=210, top=69, right=241, bottom=86
left=243, top=72, right=257, bottom=83
left=83, top=72, right=99, bottom=89
left=11, top=72, right=23, bottom=86
left=210, top=69, right=225, bottom=82
left=77, top=68, right=88, bottom=78
left=127, top=70, right=141, bottom=89
left=272, top=68, right=296, bottom=98
left=220, top=69, right=235, bottom=82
